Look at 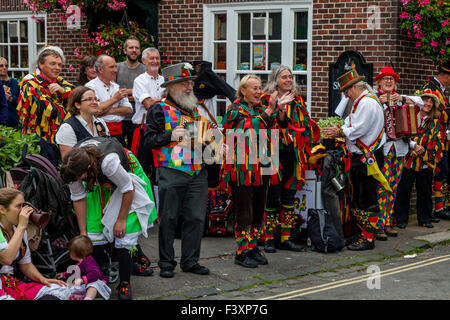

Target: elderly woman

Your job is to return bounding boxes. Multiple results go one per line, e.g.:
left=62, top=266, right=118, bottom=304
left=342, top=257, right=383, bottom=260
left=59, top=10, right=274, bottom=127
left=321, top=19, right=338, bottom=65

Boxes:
left=222, top=74, right=289, bottom=268
left=55, top=86, right=110, bottom=159
left=260, top=65, right=317, bottom=253
left=394, top=89, right=443, bottom=229
left=374, top=66, right=426, bottom=240
left=0, top=188, right=70, bottom=300
left=0, top=57, right=20, bottom=128
left=76, top=56, right=97, bottom=86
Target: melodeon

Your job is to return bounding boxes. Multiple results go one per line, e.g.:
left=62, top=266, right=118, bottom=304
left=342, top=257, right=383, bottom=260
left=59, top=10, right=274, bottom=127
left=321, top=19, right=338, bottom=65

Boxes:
left=384, top=103, right=420, bottom=140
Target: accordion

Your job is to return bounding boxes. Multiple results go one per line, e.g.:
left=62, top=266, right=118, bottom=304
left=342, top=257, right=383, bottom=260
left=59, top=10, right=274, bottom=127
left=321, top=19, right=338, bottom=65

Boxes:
left=384, top=103, right=420, bottom=140
left=179, top=115, right=216, bottom=147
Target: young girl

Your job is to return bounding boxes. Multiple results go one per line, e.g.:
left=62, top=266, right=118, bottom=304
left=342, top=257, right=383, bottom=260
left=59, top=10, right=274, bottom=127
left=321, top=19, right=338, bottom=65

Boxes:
left=59, top=235, right=110, bottom=300
left=394, top=89, right=443, bottom=228
left=0, top=188, right=70, bottom=300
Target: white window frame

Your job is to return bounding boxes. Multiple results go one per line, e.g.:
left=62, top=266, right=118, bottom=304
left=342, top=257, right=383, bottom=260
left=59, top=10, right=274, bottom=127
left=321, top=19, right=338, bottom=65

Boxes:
left=203, top=0, right=313, bottom=112
left=0, top=11, right=47, bottom=77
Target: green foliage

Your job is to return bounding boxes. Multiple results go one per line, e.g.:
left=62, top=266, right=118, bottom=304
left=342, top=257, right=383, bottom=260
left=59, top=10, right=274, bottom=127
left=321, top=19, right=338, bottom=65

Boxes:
left=0, top=126, right=41, bottom=170
left=399, top=0, right=450, bottom=65
left=84, top=22, right=156, bottom=63
left=317, top=117, right=345, bottom=138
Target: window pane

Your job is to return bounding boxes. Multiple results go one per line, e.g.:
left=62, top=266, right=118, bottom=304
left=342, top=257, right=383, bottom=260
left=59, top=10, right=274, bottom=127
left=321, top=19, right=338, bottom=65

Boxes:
left=269, top=12, right=281, bottom=40
left=36, top=20, right=45, bottom=43
left=238, top=13, right=250, bottom=40
left=20, top=46, right=28, bottom=68
left=252, top=43, right=266, bottom=70
left=252, top=15, right=266, bottom=40
left=20, top=21, right=28, bottom=43
left=237, top=43, right=250, bottom=70
left=214, top=14, right=226, bottom=41
left=268, top=43, right=281, bottom=70
left=217, top=100, right=227, bottom=117
left=0, top=45, right=7, bottom=60
left=214, top=43, right=226, bottom=70
left=295, top=12, right=308, bottom=40
left=8, top=21, right=18, bottom=43
left=293, top=42, right=307, bottom=71
left=10, top=45, right=18, bottom=67
left=295, top=74, right=308, bottom=101
left=0, top=22, right=7, bottom=43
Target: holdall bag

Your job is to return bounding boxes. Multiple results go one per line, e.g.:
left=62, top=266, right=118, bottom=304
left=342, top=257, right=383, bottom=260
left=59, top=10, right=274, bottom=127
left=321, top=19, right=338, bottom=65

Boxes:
left=307, top=208, right=345, bottom=253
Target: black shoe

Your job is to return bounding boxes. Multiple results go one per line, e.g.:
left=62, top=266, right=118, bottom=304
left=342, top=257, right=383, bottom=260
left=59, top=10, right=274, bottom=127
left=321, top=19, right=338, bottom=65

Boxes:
left=419, top=222, right=434, bottom=228
left=434, top=209, right=450, bottom=220
left=249, top=247, right=268, bottom=265
left=264, top=239, right=276, bottom=253
left=132, top=259, right=154, bottom=277
left=397, top=223, right=407, bottom=229
left=347, top=238, right=375, bottom=251
left=159, top=268, right=175, bottom=278
left=431, top=215, right=441, bottom=223
left=234, top=249, right=258, bottom=268
left=279, top=240, right=306, bottom=252
left=117, top=281, right=132, bottom=300
left=182, top=264, right=210, bottom=275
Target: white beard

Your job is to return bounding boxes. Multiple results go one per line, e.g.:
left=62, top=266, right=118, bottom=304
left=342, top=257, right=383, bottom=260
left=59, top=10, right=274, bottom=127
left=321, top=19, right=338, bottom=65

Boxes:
left=171, top=88, right=197, bottom=112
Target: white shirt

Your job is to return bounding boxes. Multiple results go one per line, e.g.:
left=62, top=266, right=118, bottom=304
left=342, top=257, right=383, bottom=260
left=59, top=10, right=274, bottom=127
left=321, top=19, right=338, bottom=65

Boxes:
left=197, top=98, right=217, bottom=123
left=69, top=153, right=133, bottom=201
left=382, top=95, right=424, bottom=157
left=55, top=115, right=110, bottom=147
left=0, top=224, right=32, bottom=275
left=85, top=77, right=132, bottom=123
left=341, top=90, right=386, bottom=155
left=132, top=72, right=164, bottom=124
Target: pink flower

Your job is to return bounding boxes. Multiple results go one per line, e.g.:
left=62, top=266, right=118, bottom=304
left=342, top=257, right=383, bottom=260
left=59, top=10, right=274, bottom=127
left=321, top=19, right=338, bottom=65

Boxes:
left=401, top=0, right=409, bottom=6
left=431, top=40, right=438, bottom=47
left=416, top=42, right=421, bottom=47
left=414, top=14, right=421, bottom=21
left=69, top=64, right=76, bottom=72
left=443, top=21, right=449, bottom=27
left=399, top=12, right=409, bottom=19
left=418, top=0, right=430, bottom=6
left=441, top=49, right=445, bottom=55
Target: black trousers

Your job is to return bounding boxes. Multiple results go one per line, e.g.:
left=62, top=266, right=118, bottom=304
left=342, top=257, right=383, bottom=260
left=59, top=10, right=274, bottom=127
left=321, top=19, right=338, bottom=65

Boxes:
left=350, top=148, right=384, bottom=212
left=394, top=168, right=433, bottom=225
left=157, top=167, right=208, bottom=271
left=122, top=120, right=137, bottom=150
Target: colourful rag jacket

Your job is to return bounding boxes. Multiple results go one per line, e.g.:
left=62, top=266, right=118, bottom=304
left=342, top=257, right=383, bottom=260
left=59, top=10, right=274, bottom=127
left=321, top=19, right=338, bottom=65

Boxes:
left=260, top=93, right=318, bottom=190
left=419, top=78, right=449, bottom=151
left=221, top=99, right=280, bottom=187
left=17, top=74, right=74, bottom=144
left=144, top=97, right=205, bottom=176
left=405, top=116, right=442, bottom=172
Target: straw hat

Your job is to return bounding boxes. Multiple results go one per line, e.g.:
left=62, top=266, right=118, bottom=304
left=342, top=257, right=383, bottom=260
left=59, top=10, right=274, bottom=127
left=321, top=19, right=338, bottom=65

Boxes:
left=419, top=88, right=440, bottom=107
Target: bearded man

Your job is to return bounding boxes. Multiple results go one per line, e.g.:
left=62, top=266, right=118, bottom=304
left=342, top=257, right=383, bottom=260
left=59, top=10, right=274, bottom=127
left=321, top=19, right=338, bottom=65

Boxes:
left=143, top=62, right=210, bottom=278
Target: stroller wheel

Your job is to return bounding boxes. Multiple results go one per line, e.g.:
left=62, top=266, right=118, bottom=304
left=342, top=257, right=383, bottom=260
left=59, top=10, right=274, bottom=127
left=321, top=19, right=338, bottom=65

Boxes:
left=108, top=262, right=119, bottom=284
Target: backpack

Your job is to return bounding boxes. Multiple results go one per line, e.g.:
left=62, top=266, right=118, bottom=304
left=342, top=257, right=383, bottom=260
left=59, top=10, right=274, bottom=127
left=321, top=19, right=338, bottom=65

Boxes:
left=307, top=208, right=345, bottom=253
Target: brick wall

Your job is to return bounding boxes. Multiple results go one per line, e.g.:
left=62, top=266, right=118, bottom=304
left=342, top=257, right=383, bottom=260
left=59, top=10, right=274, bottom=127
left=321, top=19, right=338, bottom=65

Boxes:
left=46, top=10, right=88, bottom=83
left=311, top=0, right=435, bottom=119
left=158, top=0, right=436, bottom=120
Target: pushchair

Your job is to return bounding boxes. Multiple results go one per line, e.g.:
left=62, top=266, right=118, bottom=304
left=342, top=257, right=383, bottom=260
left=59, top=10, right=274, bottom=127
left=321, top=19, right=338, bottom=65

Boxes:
left=16, top=151, right=119, bottom=283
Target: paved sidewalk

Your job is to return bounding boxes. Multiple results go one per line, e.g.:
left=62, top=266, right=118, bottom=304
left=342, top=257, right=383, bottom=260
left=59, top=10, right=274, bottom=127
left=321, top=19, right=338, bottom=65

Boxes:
left=110, top=216, right=450, bottom=300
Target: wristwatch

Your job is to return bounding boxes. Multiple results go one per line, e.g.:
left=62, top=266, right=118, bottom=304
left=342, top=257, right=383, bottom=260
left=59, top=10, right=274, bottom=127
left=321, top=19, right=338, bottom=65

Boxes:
left=402, top=96, right=406, bottom=104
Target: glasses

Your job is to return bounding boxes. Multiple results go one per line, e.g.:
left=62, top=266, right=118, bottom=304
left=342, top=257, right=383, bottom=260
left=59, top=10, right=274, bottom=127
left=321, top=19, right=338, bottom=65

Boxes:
left=81, top=97, right=100, bottom=103
left=181, top=80, right=194, bottom=88
left=382, top=77, right=395, bottom=82
left=0, top=64, right=7, bottom=68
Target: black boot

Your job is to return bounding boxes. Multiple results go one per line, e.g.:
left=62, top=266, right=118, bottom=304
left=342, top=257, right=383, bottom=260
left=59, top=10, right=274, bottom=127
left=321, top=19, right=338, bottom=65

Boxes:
left=249, top=247, right=268, bottom=265
left=117, top=281, right=132, bottom=300
left=279, top=240, right=306, bottom=252
left=234, top=249, right=258, bottom=268
left=264, top=239, right=276, bottom=253
left=347, top=237, right=375, bottom=251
